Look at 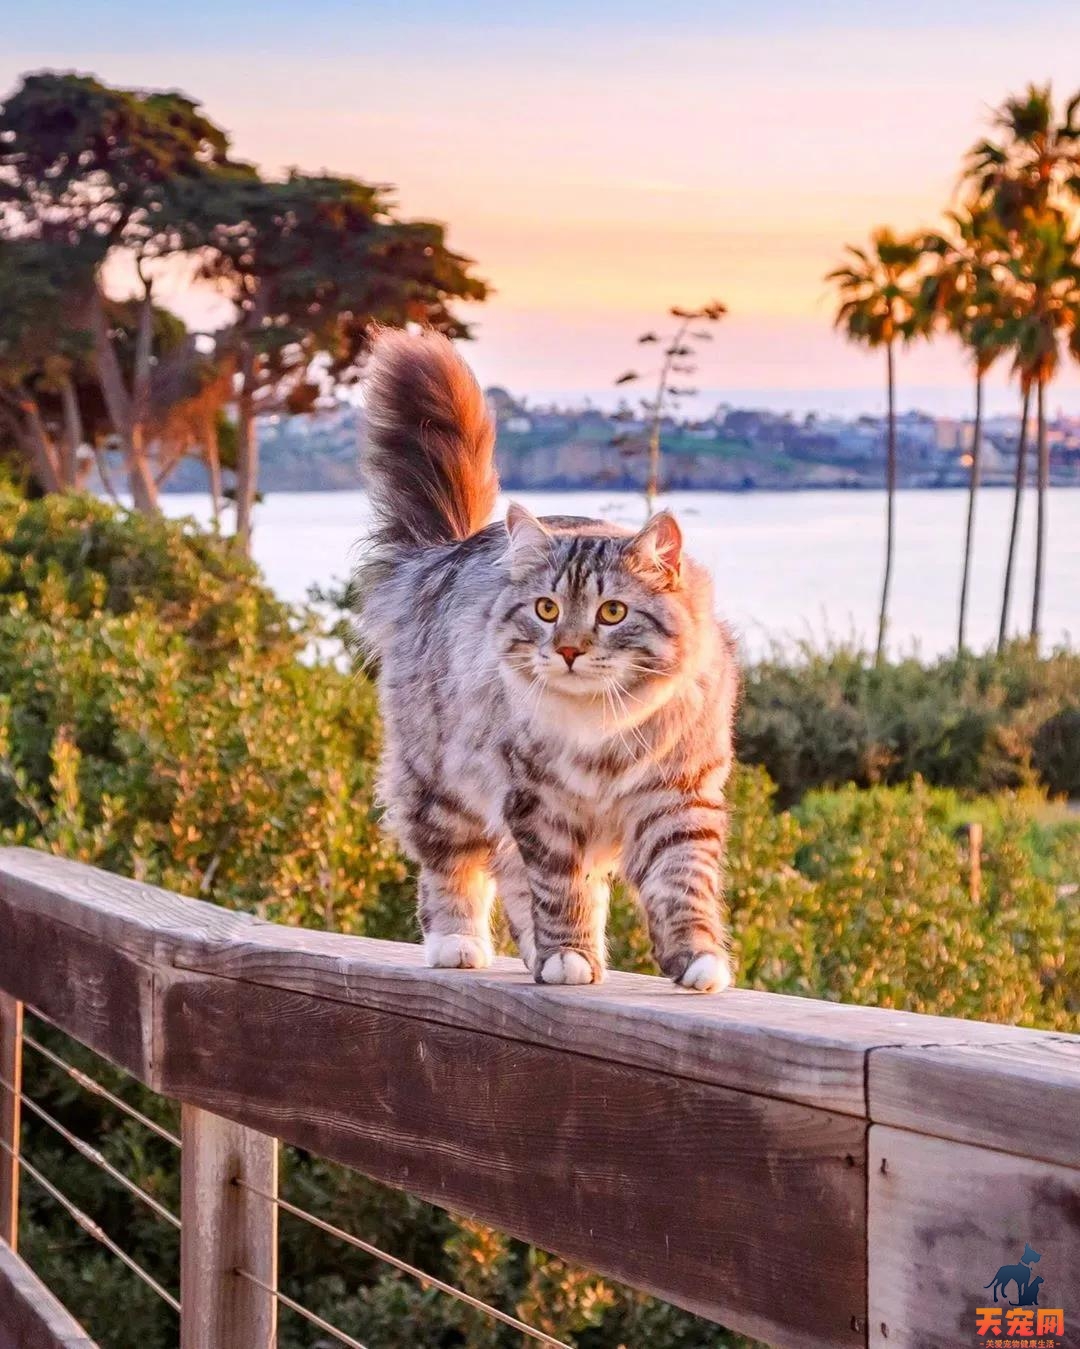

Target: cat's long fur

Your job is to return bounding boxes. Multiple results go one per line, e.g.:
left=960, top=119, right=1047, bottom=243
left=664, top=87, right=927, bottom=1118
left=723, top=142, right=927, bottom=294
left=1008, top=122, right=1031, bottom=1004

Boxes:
left=357, top=328, right=738, bottom=991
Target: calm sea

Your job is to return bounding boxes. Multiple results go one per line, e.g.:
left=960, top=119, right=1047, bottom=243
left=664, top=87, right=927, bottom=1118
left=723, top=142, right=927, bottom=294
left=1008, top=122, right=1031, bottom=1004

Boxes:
left=160, top=489, right=1079, bottom=660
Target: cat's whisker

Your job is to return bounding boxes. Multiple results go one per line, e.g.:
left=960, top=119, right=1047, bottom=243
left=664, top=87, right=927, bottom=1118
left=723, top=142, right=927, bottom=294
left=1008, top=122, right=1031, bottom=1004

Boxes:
left=605, top=679, right=652, bottom=756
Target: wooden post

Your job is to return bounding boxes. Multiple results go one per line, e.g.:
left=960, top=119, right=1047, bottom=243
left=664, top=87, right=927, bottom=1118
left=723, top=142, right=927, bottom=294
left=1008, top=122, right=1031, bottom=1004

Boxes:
left=0, top=993, right=22, bottom=1251
left=180, top=1105, right=277, bottom=1349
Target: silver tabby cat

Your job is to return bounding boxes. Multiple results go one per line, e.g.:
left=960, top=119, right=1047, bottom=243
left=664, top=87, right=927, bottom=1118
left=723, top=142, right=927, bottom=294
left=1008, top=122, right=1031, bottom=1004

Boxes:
left=356, top=329, right=738, bottom=992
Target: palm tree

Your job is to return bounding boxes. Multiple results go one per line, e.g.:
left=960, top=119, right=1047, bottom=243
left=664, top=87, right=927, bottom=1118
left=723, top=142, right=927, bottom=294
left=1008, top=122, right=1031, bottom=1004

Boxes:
left=998, top=211, right=1080, bottom=644
left=827, top=229, right=922, bottom=663
left=920, top=208, right=1009, bottom=653
left=966, top=84, right=1080, bottom=230
left=966, top=84, right=1080, bottom=648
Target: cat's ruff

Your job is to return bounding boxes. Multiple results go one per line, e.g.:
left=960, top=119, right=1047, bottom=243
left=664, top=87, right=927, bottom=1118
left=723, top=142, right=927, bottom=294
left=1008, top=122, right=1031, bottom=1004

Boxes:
left=356, top=328, right=739, bottom=993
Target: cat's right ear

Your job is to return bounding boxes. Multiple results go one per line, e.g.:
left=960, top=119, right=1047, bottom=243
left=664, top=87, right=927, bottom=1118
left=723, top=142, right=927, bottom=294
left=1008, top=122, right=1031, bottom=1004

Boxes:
left=505, top=503, right=551, bottom=578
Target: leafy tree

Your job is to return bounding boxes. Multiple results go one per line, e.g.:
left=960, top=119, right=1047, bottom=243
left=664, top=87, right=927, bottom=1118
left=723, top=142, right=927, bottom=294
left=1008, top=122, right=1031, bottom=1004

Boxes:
left=0, top=71, right=252, bottom=511
left=613, top=301, right=726, bottom=515
left=0, top=238, right=103, bottom=493
left=919, top=208, right=1010, bottom=654
left=194, top=172, right=488, bottom=549
left=826, top=230, right=922, bottom=663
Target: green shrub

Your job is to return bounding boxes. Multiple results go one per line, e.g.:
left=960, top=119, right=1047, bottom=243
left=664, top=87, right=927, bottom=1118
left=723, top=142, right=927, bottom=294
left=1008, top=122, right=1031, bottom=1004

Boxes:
left=1032, top=706, right=1080, bottom=797
left=0, top=492, right=406, bottom=924
left=793, top=780, right=1078, bottom=1027
left=0, top=488, right=296, bottom=661
left=737, top=641, right=1080, bottom=804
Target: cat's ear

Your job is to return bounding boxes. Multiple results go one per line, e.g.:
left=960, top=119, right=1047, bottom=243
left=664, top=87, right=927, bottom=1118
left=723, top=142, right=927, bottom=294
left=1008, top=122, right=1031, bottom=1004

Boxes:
left=626, top=511, right=682, bottom=588
left=505, top=502, right=552, bottom=578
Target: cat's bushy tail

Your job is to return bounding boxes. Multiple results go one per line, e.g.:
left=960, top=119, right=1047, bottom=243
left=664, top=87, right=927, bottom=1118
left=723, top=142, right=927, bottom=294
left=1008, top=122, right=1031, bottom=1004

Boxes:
left=362, top=328, right=498, bottom=554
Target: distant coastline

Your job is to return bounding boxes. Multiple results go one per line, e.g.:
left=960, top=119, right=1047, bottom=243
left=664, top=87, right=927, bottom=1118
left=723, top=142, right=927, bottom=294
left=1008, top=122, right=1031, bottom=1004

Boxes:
left=154, top=395, right=1080, bottom=495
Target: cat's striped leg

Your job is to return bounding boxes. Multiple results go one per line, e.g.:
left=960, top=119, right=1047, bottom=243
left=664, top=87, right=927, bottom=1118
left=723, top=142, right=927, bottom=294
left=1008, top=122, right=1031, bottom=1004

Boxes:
left=395, top=770, right=496, bottom=970
left=418, top=861, right=496, bottom=969
left=491, top=841, right=536, bottom=972
left=503, top=789, right=606, bottom=985
left=625, top=798, right=732, bottom=992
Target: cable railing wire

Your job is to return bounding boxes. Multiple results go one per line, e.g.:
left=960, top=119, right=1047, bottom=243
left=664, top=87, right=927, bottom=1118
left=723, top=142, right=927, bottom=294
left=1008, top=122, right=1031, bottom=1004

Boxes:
left=16, top=1009, right=578, bottom=1346
left=0, top=1069, right=180, bottom=1230
left=235, top=1267, right=369, bottom=1349
left=22, top=1026, right=181, bottom=1149
left=0, top=1135, right=180, bottom=1314
left=235, top=1179, right=574, bottom=1349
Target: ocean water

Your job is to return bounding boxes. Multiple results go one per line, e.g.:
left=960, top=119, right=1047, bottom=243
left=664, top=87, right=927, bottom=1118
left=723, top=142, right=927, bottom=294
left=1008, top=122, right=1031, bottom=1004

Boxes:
left=161, top=488, right=1079, bottom=660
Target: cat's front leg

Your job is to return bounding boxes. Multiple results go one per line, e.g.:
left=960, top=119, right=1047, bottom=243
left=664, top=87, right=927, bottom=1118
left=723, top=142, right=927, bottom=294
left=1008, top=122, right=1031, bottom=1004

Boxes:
left=388, top=762, right=495, bottom=969
left=625, top=797, right=732, bottom=992
left=503, top=788, right=607, bottom=985
left=418, top=864, right=495, bottom=970
left=491, top=841, right=536, bottom=971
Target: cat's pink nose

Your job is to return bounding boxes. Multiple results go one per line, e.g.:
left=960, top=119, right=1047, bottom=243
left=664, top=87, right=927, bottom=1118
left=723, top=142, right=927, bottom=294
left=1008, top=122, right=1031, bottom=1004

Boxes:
left=556, top=645, right=583, bottom=669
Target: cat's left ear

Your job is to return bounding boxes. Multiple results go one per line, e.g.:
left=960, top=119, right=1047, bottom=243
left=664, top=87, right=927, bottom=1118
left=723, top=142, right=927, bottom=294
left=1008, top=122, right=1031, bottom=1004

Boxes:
left=626, top=511, right=683, bottom=588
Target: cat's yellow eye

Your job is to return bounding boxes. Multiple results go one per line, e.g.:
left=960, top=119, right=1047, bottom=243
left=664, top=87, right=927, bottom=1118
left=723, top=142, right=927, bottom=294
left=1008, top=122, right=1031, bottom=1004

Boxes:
left=535, top=597, right=560, bottom=622
left=597, top=600, right=628, bottom=625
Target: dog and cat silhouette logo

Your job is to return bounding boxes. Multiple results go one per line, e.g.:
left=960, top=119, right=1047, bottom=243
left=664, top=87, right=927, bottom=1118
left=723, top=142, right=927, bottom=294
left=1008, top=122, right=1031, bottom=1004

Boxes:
left=975, top=1243, right=1066, bottom=1346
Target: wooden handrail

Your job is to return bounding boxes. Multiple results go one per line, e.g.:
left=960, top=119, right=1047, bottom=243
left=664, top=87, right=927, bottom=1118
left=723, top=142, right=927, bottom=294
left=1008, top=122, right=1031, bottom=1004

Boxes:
left=0, top=845, right=1078, bottom=1349
left=0, top=1239, right=97, bottom=1349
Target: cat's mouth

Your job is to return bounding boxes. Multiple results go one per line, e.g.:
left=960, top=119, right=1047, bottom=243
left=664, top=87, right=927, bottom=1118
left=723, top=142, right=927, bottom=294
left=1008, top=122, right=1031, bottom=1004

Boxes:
left=502, top=657, right=618, bottom=702
left=547, top=665, right=621, bottom=699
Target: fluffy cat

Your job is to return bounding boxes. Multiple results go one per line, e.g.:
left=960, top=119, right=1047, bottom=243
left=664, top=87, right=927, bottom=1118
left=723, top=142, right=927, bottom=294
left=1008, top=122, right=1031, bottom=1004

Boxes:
left=356, top=329, right=738, bottom=991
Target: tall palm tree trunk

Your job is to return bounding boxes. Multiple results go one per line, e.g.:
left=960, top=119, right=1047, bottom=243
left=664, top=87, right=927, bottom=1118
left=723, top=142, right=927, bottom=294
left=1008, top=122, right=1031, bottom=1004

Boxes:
left=957, top=369, right=984, bottom=655
left=998, top=385, right=1031, bottom=651
left=876, top=340, right=897, bottom=664
left=1029, top=378, right=1049, bottom=644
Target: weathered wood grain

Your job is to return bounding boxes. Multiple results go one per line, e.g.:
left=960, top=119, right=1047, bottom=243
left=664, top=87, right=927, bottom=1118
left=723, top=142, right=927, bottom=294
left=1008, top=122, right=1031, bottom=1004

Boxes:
left=870, top=1040, right=1080, bottom=1167
left=180, top=1106, right=277, bottom=1349
left=0, top=848, right=256, bottom=962
left=869, top=1126, right=1080, bottom=1349
left=0, top=1238, right=98, bottom=1349
left=2, top=846, right=1070, bottom=1118
left=160, top=969, right=867, bottom=1349
left=0, top=997, right=20, bottom=1251
left=0, top=894, right=155, bottom=1084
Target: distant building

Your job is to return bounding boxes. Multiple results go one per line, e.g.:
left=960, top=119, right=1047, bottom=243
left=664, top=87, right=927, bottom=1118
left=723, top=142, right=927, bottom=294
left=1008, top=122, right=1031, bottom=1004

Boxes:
left=485, top=386, right=525, bottom=421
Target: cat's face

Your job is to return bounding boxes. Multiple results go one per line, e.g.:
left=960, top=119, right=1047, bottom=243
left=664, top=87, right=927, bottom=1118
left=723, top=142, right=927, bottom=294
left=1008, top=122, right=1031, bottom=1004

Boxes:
left=492, top=506, right=697, bottom=710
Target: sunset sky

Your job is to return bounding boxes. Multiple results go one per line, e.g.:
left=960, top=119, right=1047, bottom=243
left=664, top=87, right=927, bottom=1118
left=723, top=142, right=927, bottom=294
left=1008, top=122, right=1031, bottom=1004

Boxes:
left=6, top=0, right=1080, bottom=413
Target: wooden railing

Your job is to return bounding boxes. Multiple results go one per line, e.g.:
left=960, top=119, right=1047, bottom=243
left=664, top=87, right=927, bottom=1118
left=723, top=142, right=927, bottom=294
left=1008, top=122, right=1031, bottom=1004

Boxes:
left=0, top=844, right=1077, bottom=1349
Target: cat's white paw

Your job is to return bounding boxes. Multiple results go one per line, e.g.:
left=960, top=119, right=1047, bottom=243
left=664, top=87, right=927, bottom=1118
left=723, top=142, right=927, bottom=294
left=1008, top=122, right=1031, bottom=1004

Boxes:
left=425, top=934, right=493, bottom=970
left=538, top=950, right=599, bottom=986
left=677, top=952, right=732, bottom=993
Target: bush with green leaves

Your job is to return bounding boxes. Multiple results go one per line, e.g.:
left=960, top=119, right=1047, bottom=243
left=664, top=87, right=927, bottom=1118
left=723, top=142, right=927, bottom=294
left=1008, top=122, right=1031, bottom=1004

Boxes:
left=0, top=488, right=406, bottom=924
left=737, top=640, right=1080, bottom=805
left=5, top=494, right=1078, bottom=1349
